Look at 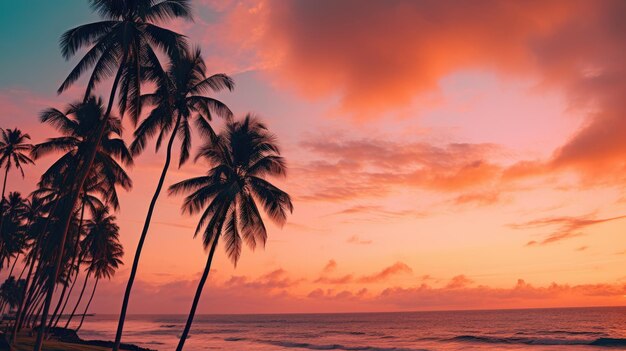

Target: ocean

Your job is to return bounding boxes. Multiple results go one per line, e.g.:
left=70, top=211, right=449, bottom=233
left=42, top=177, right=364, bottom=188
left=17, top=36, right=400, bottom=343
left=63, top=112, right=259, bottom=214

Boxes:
left=75, top=307, right=626, bottom=350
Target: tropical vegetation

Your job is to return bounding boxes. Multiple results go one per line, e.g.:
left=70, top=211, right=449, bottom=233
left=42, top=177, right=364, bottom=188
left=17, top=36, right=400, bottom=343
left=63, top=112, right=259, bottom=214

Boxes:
left=0, top=1, right=292, bottom=350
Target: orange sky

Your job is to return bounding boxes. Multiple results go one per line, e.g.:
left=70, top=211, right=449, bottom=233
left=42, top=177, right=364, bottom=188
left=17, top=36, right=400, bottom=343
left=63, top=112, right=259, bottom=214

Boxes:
left=1, top=0, right=625, bottom=314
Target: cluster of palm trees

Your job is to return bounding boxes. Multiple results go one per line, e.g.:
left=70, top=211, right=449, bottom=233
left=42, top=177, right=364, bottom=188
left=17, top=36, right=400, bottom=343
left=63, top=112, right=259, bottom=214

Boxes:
left=0, top=1, right=292, bottom=350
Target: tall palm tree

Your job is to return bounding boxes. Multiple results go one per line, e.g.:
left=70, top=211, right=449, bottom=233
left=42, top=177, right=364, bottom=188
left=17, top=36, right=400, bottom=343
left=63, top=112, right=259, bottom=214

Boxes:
left=42, top=2, right=191, bottom=348
left=169, top=115, right=293, bottom=350
left=74, top=207, right=123, bottom=332
left=0, top=128, right=34, bottom=242
left=29, top=97, right=132, bottom=349
left=114, top=47, right=233, bottom=345
left=9, top=195, right=44, bottom=338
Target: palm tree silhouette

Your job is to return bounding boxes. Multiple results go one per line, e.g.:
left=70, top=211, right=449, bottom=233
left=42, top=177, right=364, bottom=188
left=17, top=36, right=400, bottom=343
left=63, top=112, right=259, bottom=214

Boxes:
left=75, top=207, right=123, bottom=332
left=28, top=97, right=132, bottom=348
left=9, top=195, right=44, bottom=338
left=32, top=97, right=133, bottom=204
left=0, top=128, right=34, bottom=241
left=169, top=115, right=293, bottom=350
left=0, top=276, right=25, bottom=314
left=113, top=47, right=234, bottom=345
left=0, top=192, right=28, bottom=274
left=52, top=180, right=108, bottom=329
left=41, top=2, right=191, bottom=348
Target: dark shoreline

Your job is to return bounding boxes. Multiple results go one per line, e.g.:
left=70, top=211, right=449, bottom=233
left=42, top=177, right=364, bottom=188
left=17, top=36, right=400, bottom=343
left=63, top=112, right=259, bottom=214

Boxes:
left=0, top=328, right=156, bottom=351
left=48, top=327, right=157, bottom=351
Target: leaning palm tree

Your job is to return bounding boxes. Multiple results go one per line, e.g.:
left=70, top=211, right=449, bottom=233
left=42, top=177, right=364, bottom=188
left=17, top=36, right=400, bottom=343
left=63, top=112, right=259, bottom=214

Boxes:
left=29, top=97, right=132, bottom=349
left=0, top=128, right=34, bottom=242
left=44, top=2, right=191, bottom=349
left=51, top=178, right=109, bottom=329
left=168, top=115, right=293, bottom=350
left=115, top=47, right=233, bottom=344
left=73, top=207, right=123, bottom=332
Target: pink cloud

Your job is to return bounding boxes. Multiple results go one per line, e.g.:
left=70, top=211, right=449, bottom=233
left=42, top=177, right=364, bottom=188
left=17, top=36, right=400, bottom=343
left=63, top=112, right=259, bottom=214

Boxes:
left=296, top=137, right=503, bottom=202
left=445, top=275, right=474, bottom=289
left=512, top=213, right=626, bottom=246
left=219, top=0, right=626, bottom=187
left=322, top=259, right=337, bottom=273
left=346, top=235, right=373, bottom=245
left=357, top=262, right=413, bottom=284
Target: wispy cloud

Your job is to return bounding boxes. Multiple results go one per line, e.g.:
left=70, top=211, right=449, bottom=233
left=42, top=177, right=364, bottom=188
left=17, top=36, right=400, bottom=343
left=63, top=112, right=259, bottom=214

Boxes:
left=295, top=137, right=503, bottom=203
left=346, top=235, right=372, bottom=245
left=512, top=214, right=626, bottom=246
left=315, top=261, right=412, bottom=285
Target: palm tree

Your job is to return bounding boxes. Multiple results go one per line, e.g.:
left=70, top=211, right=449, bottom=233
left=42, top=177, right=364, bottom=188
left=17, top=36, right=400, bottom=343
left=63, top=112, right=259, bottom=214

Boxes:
left=168, top=115, right=293, bottom=350
left=56, top=181, right=109, bottom=329
left=42, top=2, right=191, bottom=348
left=0, top=128, right=33, bottom=203
left=32, top=97, right=133, bottom=210
left=113, top=47, right=233, bottom=345
left=52, top=181, right=108, bottom=329
left=0, top=276, right=25, bottom=313
left=9, top=195, right=44, bottom=338
left=74, top=207, right=123, bottom=332
left=0, top=128, right=34, bottom=242
left=0, top=192, right=28, bottom=274
left=29, top=97, right=132, bottom=349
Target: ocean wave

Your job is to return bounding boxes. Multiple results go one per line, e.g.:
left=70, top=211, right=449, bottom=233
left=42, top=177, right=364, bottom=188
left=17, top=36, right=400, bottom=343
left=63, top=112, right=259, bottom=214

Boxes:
left=515, top=330, right=605, bottom=337
left=590, top=338, right=626, bottom=347
left=321, top=331, right=368, bottom=336
left=225, top=337, right=429, bottom=351
left=449, top=335, right=626, bottom=347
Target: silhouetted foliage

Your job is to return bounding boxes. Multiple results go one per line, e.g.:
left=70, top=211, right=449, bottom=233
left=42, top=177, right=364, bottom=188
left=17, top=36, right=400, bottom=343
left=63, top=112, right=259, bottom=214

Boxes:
left=169, top=115, right=292, bottom=350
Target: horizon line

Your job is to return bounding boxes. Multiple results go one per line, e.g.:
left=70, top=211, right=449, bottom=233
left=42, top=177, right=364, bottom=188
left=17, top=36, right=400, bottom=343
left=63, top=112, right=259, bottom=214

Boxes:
left=88, top=305, right=626, bottom=317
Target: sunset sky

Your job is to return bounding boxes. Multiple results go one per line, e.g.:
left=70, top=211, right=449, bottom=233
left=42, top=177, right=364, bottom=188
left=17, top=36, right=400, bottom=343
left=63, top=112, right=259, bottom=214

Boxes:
left=1, top=0, right=625, bottom=314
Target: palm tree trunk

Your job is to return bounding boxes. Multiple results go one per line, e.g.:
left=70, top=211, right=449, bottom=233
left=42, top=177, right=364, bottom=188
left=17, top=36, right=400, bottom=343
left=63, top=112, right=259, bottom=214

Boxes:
left=7, top=252, right=19, bottom=277
left=33, top=54, right=126, bottom=351
left=176, top=235, right=220, bottom=351
left=0, top=166, right=9, bottom=238
left=75, top=277, right=98, bottom=332
left=113, top=114, right=182, bottom=351
left=64, top=271, right=89, bottom=329
left=30, top=296, right=44, bottom=329
left=17, top=258, right=27, bottom=280
left=47, top=280, right=69, bottom=330
left=14, top=189, right=63, bottom=341
left=15, top=220, right=33, bottom=282
left=19, top=261, right=43, bottom=328
left=50, top=200, right=85, bottom=329
left=25, top=282, right=45, bottom=323
left=11, top=247, right=39, bottom=344
left=24, top=285, right=44, bottom=327
left=55, top=250, right=84, bottom=328
left=0, top=166, right=7, bottom=201
left=53, top=259, right=80, bottom=328
left=13, top=258, right=37, bottom=332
